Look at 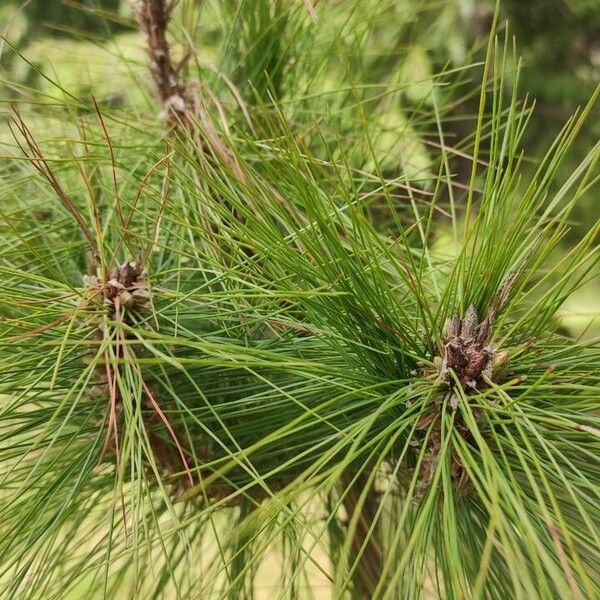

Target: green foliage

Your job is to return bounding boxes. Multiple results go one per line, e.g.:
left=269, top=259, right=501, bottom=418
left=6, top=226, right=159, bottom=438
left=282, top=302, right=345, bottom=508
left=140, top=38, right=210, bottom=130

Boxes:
left=0, top=1, right=599, bottom=599
left=23, top=0, right=124, bottom=36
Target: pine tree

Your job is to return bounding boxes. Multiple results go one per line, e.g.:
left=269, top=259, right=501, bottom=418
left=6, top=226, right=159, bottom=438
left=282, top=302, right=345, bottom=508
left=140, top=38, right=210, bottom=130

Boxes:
left=0, top=1, right=598, bottom=598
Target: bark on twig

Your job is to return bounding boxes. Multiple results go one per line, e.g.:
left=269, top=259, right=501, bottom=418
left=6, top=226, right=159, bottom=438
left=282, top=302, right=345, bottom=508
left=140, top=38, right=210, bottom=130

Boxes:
left=135, top=0, right=192, bottom=128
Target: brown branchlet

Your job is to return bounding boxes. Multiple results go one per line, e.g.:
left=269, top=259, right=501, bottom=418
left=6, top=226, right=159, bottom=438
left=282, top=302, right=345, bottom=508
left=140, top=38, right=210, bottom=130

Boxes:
left=135, top=0, right=193, bottom=128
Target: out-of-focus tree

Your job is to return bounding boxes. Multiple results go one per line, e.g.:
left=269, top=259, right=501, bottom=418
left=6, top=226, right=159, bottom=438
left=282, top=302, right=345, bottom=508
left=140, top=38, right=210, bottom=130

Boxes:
left=502, top=0, right=600, bottom=106
left=22, top=0, right=125, bottom=36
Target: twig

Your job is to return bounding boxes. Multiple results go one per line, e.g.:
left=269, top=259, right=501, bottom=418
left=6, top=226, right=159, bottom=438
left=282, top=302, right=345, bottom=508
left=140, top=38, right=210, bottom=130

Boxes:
left=135, top=0, right=193, bottom=129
